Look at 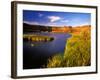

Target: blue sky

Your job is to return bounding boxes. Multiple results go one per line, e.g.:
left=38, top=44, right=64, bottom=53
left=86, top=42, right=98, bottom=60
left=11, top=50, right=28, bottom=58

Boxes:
left=23, top=10, right=91, bottom=27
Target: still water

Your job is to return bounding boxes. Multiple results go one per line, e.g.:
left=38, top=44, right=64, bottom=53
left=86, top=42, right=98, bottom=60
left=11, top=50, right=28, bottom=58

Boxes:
left=23, top=32, right=71, bottom=69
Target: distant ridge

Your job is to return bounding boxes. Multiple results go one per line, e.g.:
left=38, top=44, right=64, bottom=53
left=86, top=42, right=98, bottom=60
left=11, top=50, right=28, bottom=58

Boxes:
left=23, top=22, right=91, bottom=33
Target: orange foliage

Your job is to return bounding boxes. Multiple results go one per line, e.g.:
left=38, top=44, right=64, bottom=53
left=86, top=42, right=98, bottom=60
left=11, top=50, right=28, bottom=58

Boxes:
left=51, top=25, right=91, bottom=34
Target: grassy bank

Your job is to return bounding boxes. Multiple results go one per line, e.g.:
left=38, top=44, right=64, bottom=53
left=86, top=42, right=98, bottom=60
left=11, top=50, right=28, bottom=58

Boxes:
left=46, top=27, right=91, bottom=67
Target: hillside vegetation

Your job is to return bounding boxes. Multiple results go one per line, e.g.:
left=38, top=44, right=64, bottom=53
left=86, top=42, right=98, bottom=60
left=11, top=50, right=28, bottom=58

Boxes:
left=46, top=25, right=91, bottom=67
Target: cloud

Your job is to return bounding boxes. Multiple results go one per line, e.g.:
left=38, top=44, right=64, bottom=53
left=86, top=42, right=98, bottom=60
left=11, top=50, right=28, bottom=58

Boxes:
left=79, top=22, right=90, bottom=26
left=61, top=20, right=69, bottom=23
left=23, top=21, right=39, bottom=25
left=45, top=22, right=57, bottom=26
left=47, top=16, right=61, bottom=22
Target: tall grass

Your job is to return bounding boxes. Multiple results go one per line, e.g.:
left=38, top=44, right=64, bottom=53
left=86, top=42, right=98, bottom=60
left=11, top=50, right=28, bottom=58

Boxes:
left=46, top=30, right=91, bottom=68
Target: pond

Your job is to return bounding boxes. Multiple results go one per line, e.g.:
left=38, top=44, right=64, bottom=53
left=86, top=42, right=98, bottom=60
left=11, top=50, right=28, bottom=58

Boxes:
left=23, top=32, right=71, bottom=69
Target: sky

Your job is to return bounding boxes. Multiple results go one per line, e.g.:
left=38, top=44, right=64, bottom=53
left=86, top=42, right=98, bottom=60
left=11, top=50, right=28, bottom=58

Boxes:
left=23, top=10, right=91, bottom=27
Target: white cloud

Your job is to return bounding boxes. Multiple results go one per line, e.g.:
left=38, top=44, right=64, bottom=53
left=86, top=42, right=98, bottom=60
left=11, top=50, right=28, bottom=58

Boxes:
left=80, top=22, right=90, bottom=26
left=61, top=20, right=69, bottom=23
left=45, top=22, right=57, bottom=26
left=23, top=21, right=39, bottom=25
left=47, top=16, right=61, bottom=22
